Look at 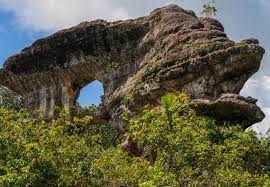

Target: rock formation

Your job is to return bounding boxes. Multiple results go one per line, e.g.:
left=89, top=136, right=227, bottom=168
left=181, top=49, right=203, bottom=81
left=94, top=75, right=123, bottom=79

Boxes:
left=0, top=5, right=265, bottom=129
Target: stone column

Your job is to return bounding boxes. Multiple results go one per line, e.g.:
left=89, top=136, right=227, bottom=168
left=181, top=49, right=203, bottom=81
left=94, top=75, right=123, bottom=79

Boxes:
left=23, top=84, right=80, bottom=116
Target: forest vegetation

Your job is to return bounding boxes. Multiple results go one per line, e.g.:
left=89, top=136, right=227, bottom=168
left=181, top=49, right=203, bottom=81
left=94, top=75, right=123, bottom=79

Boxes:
left=0, top=86, right=270, bottom=186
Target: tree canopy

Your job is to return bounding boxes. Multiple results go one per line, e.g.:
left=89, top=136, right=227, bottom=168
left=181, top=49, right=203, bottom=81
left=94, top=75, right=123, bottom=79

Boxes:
left=0, top=94, right=270, bottom=186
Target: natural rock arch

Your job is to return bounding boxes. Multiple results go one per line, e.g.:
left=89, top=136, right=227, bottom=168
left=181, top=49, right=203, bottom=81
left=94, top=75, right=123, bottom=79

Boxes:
left=0, top=5, right=265, bottom=129
left=76, top=80, right=104, bottom=107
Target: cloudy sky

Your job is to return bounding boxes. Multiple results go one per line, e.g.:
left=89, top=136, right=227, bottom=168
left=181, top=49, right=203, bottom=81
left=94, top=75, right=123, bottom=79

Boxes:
left=0, top=0, right=269, bottom=134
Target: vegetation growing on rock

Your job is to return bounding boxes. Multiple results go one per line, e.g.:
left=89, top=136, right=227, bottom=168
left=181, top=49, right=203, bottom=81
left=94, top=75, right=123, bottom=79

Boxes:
left=0, top=85, right=23, bottom=110
left=202, top=0, right=218, bottom=18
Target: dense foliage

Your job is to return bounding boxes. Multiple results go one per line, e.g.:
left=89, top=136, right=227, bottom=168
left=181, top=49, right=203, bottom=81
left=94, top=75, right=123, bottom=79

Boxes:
left=1, top=93, right=270, bottom=186
left=0, top=85, right=23, bottom=110
left=0, top=108, right=122, bottom=186
left=98, top=93, right=270, bottom=186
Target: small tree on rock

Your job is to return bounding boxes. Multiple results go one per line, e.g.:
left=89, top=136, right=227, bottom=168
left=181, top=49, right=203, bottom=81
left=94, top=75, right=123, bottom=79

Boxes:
left=202, top=0, right=218, bottom=18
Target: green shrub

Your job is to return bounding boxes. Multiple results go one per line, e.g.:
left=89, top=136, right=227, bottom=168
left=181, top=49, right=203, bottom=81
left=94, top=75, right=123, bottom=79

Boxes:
left=97, top=93, right=270, bottom=186
left=202, top=0, right=218, bottom=18
left=0, top=85, right=23, bottom=110
left=1, top=93, right=270, bottom=186
left=0, top=108, right=121, bottom=186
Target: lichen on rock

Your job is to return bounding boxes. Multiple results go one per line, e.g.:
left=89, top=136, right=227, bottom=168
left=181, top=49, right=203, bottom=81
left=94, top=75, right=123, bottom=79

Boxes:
left=0, top=5, right=265, bottom=129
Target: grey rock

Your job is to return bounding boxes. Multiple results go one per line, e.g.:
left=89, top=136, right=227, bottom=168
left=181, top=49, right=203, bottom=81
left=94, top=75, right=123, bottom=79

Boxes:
left=189, top=94, right=265, bottom=129
left=0, top=5, right=265, bottom=129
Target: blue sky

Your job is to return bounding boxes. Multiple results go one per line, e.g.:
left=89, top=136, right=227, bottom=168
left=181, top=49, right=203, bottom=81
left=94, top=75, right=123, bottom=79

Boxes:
left=0, top=12, right=44, bottom=66
left=0, top=0, right=269, bottom=133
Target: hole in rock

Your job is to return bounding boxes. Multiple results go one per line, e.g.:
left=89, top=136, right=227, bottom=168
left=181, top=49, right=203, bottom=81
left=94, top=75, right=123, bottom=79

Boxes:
left=77, top=80, right=104, bottom=108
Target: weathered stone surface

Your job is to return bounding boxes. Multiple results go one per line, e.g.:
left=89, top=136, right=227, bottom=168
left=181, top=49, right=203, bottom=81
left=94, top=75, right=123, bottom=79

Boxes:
left=0, top=5, right=265, bottom=129
left=189, top=94, right=265, bottom=128
left=121, top=135, right=141, bottom=156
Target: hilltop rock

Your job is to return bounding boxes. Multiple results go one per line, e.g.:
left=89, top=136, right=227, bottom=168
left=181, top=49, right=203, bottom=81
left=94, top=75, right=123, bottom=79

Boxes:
left=0, top=5, right=265, bottom=129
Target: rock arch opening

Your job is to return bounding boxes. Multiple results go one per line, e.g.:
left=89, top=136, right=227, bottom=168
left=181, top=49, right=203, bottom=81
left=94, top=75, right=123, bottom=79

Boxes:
left=76, top=80, right=104, bottom=108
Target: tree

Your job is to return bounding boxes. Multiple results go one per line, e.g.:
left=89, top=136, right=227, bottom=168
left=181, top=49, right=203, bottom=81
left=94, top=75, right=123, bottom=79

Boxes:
left=97, top=93, right=270, bottom=186
left=1, top=93, right=270, bottom=186
left=202, top=0, right=218, bottom=18
left=0, top=85, right=23, bottom=110
left=0, top=108, right=122, bottom=186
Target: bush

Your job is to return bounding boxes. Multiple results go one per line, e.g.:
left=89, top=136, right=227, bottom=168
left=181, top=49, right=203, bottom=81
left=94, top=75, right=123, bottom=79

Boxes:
left=0, top=108, right=122, bottom=186
left=202, top=0, right=218, bottom=18
left=97, top=93, right=270, bottom=186
left=0, top=93, right=270, bottom=186
left=0, top=85, right=23, bottom=110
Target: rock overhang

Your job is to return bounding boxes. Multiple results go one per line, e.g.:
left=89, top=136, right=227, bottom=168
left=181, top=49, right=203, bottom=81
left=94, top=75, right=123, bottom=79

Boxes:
left=0, top=4, right=265, bottom=129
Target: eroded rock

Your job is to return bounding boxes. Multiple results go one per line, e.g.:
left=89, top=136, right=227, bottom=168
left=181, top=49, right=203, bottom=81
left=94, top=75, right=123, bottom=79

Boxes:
left=0, top=5, right=265, bottom=129
left=189, top=94, right=265, bottom=128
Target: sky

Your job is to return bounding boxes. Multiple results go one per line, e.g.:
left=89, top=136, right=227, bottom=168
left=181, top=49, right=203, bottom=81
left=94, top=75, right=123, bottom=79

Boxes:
left=0, top=0, right=269, bottom=134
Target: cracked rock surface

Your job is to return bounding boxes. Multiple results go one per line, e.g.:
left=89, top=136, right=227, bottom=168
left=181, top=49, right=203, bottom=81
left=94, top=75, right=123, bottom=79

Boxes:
left=0, top=5, right=265, bottom=129
left=189, top=94, right=265, bottom=128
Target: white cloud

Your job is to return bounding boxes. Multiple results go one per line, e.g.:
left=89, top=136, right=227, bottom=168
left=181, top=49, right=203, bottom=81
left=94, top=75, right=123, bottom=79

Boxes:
left=242, top=74, right=270, bottom=135
left=243, top=75, right=270, bottom=94
left=0, top=0, right=204, bottom=32
left=261, top=76, right=270, bottom=91
left=249, top=107, right=270, bottom=136
left=241, top=78, right=259, bottom=94
left=0, top=0, right=130, bottom=31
